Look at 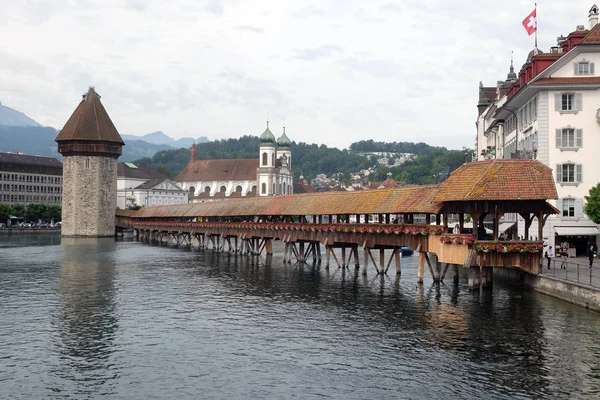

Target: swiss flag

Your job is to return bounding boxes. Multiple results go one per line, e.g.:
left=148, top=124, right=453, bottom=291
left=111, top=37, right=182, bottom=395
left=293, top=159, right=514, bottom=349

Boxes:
left=522, top=9, right=537, bottom=36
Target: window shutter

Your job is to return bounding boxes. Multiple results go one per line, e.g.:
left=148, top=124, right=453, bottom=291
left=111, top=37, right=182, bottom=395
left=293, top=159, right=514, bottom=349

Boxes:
left=556, top=199, right=563, bottom=216
left=576, top=129, right=583, bottom=147
left=576, top=164, right=582, bottom=183
left=556, top=164, right=563, bottom=182
left=575, top=198, right=584, bottom=219
left=574, top=62, right=579, bottom=75
left=556, top=129, right=562, bottom=147
left=555, top=93, right=561, bottom=111
left=591, top=62, right=596, bottom=75
left=575, top=93, right=583, bottom=111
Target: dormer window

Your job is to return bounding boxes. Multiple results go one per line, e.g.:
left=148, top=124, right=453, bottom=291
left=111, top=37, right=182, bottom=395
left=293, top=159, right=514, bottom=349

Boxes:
left=574, top=61, right=594, bottom=75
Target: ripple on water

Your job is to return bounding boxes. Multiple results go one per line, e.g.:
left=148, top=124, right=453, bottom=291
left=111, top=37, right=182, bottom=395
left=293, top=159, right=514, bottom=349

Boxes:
left=1, top=235, right=600, bottom=399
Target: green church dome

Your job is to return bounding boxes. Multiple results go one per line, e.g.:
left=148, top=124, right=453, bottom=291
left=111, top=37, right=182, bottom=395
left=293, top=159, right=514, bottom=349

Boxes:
left=277, top=131, right=291, bottom=147
left=260, top=124, right=276, bottom=143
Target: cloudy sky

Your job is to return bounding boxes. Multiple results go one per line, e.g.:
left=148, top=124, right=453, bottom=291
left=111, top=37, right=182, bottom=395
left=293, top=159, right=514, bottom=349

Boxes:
left=0, top=0, right=593, bottom=149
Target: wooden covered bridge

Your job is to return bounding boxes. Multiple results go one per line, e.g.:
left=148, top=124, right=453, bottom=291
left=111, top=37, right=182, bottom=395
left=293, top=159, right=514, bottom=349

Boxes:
left=115, top=160, right=558, bottom=288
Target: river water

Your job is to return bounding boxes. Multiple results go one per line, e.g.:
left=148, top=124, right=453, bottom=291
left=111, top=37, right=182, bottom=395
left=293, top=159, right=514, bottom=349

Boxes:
left=1, top=234, right=600, bottom=399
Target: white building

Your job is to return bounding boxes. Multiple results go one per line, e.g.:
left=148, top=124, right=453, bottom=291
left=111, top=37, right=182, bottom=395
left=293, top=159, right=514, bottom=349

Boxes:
left=175, top=123, right=293, bottom=200
left=477, top=4, right=600, bottom=255
left=117, top=162, right=187, bottom=209
left=0, top=152, right=63, bottom=205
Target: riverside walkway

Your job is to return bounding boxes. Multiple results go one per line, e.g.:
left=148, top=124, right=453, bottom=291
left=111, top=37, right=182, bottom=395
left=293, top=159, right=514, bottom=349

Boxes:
left=540, top=257, right=600, bottom=288
left=116, top=159, right=559, bottom=289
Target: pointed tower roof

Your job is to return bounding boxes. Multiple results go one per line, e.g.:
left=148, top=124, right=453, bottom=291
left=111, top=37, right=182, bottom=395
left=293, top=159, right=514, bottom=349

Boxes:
left=506, top=51, right=518, bottom=81
left=55, top=87, right=124, bottom=158
left=260, top=121, right=276, bottom=143
left=277, top=126, right=291, bottom=147
left=56, top=87, right=124, bottom=144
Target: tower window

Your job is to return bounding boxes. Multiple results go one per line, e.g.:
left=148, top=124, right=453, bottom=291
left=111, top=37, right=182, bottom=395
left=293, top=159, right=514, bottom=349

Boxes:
left=262, top=152, right=268, bottom=166
left=261, top=183, right=266, bottom=194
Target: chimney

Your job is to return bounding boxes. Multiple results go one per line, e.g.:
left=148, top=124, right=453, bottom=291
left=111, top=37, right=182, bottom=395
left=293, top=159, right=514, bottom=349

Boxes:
left=590, top=5, right=599, bottom=29
left=190, top=142, right=196, bottom=164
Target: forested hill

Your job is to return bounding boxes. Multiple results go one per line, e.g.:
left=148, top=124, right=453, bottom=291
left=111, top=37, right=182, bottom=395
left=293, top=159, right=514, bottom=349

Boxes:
left=134, top=136, right=472, bottom=185
left=349, top=140, right=443, bottom=155
left=133, top=135, right=373, bottom=180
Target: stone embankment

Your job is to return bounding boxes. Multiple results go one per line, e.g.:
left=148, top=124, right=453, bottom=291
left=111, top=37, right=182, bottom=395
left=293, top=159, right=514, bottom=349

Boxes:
left=495, top=263, right=600, bottom=312
left=0, top=228, right=61, bottom=236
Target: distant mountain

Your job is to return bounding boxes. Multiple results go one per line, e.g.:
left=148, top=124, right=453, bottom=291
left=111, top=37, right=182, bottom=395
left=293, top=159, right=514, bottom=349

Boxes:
left=0, top=126, right=61, bottom=157
left=0, top=102, right=210, bottom=161
left=0, top=102, right=41, bottom=127
left=0, top=125, right=175, bottom=162
left=121, top=131, right=208, bottom=148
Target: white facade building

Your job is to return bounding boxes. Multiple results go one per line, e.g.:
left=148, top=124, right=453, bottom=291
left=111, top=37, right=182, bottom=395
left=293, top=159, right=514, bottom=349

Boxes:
left=477, top=5, right=600, bottom=255
left=175, top=123, right=294, bottom=200
left=117, top=162, right=187, bottom=209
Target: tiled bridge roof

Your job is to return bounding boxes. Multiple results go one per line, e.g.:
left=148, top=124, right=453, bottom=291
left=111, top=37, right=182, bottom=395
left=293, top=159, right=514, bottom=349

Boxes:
left=123, top=160, right=558, bottom=219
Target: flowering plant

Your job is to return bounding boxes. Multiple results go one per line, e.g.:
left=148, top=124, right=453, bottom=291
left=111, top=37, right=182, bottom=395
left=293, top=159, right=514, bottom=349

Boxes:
left=475, top=242, right=543, bottom=253
left=440, top=235, right=474, bottom=245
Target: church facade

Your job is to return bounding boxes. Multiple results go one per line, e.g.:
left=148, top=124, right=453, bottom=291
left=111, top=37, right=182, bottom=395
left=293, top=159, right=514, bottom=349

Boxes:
left=174, top=123, right=294, bottom=200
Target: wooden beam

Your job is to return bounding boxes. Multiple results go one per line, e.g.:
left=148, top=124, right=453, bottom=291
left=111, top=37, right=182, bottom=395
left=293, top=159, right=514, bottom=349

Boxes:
left=417, top=251, right=425, bottom=283
left=424, top=252, right=438, bottom=282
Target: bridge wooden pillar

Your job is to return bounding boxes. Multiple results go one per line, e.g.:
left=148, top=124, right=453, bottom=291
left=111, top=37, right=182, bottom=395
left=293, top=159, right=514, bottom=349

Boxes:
left=468, top=267, right=480, bottom=289
left=417, top=251, right=425, bottom=283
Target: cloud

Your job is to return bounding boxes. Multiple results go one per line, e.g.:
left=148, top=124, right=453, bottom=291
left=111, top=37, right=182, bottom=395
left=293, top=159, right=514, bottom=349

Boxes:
left=234, top=25, right=264, bottom=34
left=0, top=0, right=594, bottom=150
left=290, top=6, right=325, bottom=18
left=292, top=45, right=343, bottom=61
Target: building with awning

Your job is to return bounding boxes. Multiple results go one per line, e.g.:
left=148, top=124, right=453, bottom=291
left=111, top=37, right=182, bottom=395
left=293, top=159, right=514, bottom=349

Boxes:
left=554, top=226, right=600, bottom=236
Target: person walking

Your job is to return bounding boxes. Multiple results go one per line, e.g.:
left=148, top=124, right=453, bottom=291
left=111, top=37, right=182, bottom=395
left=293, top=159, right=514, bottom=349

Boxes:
left=588, top=243, right=595, bottom=268
left=560, top=243, right=568, bottom=269
left=545, top=246, right=553, bottom=269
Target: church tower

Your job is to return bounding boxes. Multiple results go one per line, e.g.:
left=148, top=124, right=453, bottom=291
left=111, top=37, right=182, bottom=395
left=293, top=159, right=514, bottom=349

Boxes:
left=55, top=87, right=125, bottom=237
left=257, top=121, right=276, bottom=196
left=276, top=126, right=293, bottom=195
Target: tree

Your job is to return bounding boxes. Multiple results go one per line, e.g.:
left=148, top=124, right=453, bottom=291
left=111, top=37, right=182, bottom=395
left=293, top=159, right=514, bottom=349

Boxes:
left=0, top=204, right=10, bottom=222
left=156, top=164, right=172, bottom=178
left=10, top=204, right=25, bottom=218
left=584, top=183, right=600, bottom=224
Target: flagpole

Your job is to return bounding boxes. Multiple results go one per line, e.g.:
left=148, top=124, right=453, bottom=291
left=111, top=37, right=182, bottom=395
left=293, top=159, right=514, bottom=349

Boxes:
left=534, top=2, right=538, bottom=49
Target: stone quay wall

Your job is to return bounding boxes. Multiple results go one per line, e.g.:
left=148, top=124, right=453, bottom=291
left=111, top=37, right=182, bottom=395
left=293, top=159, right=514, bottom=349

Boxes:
left=494, top=267, right=600, bottom=312
left=61, top=155, right=117, bottom=237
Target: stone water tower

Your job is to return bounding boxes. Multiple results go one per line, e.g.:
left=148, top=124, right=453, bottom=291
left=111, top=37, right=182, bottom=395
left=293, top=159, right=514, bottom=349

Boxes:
left=55, top=87, right=124, bottom=237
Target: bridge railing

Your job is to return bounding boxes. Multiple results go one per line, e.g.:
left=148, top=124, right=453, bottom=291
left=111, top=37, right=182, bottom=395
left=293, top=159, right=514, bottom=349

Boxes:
left=127, top=220, right=447, bottom=236
left=541, top=258, right=600, bottom=288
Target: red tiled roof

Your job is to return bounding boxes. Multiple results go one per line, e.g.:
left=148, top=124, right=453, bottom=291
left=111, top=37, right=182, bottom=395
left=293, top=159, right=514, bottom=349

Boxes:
left=127, top=160, right=558, bottom=218
left=435, top=160, right=557, bottom=202
left=175, top=159, right=258, bottom=181
left=293, top=183, right=315, bottom=194
left=579, top=24, right=600, bottom=44
left=133, top=184, right=443, bottom=218
left=56, top=87, right=124, bottom=144
left=381, top=178, right=399, bottom=188
left=532, top=76, right=600, bottom=85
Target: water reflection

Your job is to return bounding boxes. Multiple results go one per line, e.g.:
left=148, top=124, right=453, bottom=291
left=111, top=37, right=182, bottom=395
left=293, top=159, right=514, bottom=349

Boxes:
left=52, top=238, right=119, bottom=396
left=189, top=249, right=576, bottom=398
left=1, top=235, right=600, bottom=399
